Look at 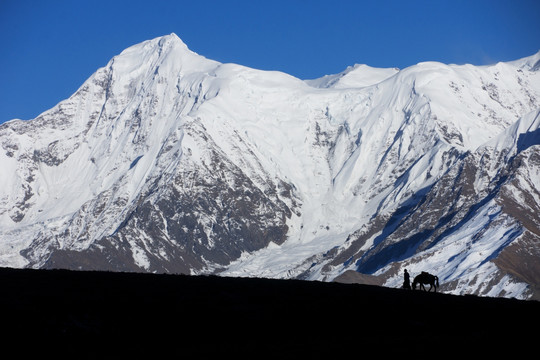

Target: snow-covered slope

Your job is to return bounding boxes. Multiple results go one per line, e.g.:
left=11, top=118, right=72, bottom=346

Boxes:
left=305, top=64, right=399, bottom=89
left=1, top=33, right=539, bottom=299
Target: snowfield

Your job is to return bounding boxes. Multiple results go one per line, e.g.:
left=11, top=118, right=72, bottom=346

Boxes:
left=1, top=34, right=539, bottom=299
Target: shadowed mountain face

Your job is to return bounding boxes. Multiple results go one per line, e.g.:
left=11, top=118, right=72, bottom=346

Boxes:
left=1, top=34, right=540, bottom=299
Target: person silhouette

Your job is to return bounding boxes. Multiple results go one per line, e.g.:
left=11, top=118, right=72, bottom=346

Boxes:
left=403, top=269, right=411, bottom=290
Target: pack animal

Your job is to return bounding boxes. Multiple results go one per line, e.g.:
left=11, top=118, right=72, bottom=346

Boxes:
left=412, top=271, right=439, bottom=292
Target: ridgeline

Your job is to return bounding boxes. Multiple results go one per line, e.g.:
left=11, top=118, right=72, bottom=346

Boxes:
left=1, top=267, right=537, bottom=357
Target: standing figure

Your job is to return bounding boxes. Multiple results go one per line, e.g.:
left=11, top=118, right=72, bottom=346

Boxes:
left=403, top=269, right=411, bottom=290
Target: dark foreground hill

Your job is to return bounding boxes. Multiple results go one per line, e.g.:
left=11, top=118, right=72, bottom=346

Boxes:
left=0, top=267, right=537, bottom=357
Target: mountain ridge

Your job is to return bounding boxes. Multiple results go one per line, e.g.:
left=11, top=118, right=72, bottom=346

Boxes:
left=1, top=266, right=538, bottom=357
left=1, top=33, right=539, bottom=299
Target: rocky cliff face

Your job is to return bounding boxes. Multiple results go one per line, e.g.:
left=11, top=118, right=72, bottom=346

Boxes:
left=324, top=111, right=540, bottom=299
left=1, top=34, right=539, bottom=298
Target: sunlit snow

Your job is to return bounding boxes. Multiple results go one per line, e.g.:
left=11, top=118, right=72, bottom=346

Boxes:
left=1, top=33, right=539, bottom=298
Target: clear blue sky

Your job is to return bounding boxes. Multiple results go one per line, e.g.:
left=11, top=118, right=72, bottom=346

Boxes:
left=1, top=0, right=539, bottom=123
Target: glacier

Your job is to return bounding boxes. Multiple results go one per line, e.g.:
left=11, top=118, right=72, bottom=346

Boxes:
left=1, top=33, right=539, bottom=299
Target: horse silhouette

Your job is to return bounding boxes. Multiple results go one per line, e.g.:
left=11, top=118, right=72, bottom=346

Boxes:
left=412, top=271, right=439, bottom=292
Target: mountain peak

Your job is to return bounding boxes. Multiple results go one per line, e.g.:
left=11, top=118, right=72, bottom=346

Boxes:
left=106, top=33, right=219, bottom=85
left=119, top=33, right=192, bottom=59
left=157, top=32, right=189, bottom=51
left=1, top=35, right=540, bottom=300
left=505, top=49, right=540, bottom=70
left=305, top=63, right=399, bottom=88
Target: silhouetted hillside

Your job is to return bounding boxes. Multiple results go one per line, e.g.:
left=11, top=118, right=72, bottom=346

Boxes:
left=0, top=267, right=537, bottom=357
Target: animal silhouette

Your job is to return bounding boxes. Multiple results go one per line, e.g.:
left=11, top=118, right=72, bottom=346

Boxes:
left=412, top=271, right=439, bottom=292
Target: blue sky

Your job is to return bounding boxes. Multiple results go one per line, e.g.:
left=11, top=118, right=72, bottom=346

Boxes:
left=1, top=0, right=539, bottom=123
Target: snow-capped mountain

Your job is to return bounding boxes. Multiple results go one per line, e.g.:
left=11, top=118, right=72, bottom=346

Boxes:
left=1, top=34, right=539, bottom=299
